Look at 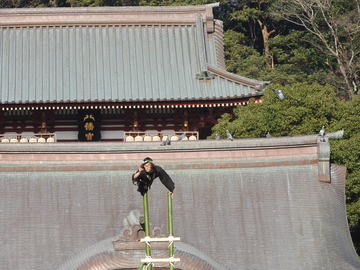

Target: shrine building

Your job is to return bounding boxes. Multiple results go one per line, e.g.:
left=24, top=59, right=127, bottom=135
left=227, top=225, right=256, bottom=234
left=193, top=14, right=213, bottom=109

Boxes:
left=0, top=4, right=268, bottom=142
left=0, top=5, right=360, bottom=270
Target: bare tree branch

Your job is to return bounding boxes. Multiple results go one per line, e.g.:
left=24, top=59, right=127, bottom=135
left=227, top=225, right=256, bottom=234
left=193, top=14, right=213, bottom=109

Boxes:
left=272, top=0, right=360, bottom=98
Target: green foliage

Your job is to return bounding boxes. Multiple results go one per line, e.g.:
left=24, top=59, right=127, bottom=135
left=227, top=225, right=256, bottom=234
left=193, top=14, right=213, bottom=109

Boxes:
left=211, top=82, right=340, bottom=139
left=0, top=0, right=69, bottom=7
left=269, top=30, right=332, bottom=73
left=224, top=30, right=267, bottom=78
left=271, top=0, right=360, bottom=98
left=139, top=0, right=216, bottom=6
left=231, top=4, right=263, bottom=22
left=227, top=0, right=281, bottom=53
left=256, top=40, right=334, bottom=85
left=66, top=0, right=139, bottom=7
left=63, top=0, right=220, bottom=8
left=222, top=1, right=336, bottom=87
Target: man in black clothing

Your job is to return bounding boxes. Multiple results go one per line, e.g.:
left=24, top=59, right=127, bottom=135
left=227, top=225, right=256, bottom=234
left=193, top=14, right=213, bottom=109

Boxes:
left=132, top=157, right=175, bottom=196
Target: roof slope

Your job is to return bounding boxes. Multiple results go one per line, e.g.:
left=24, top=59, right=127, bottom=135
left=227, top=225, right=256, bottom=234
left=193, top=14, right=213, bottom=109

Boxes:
left=0, top=136, right=359, bottom=269
left=0, top=6, right=268, bottom=106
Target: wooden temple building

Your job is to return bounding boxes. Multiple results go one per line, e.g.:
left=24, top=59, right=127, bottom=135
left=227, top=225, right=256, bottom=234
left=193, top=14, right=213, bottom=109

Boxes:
left=0, top=4, right=268, bottom=142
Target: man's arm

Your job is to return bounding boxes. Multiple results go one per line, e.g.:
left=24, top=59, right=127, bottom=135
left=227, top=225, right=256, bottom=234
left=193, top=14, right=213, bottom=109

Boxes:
left=156, top=166, right=175, bottom=192
left=132, top=167, right=144, bottom=185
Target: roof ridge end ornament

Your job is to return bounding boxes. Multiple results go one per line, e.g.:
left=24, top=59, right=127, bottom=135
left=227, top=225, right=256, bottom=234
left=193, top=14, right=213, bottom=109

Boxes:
left=255, top=83, right=269, bottom=92
left=206, top=2, right=220, bottom=7
left=195, top=13, right=214, bottom=80
left=196, top=71, right=215, bottom=80
left=317, top=137, right=331, bottom=183
left=195, top=13, right=207, bottom=70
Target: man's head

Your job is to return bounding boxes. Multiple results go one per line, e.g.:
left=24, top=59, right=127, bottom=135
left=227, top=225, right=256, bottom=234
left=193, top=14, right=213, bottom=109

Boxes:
left=142, top=157, right=154, bottom=172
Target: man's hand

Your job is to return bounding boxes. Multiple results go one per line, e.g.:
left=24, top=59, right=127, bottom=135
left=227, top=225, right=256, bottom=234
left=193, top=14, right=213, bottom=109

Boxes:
left=133, top=167, right=144, bottom=182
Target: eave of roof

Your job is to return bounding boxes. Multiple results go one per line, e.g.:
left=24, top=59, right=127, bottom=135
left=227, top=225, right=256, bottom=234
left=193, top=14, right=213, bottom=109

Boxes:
left=0, top=98, right=263, bottom=112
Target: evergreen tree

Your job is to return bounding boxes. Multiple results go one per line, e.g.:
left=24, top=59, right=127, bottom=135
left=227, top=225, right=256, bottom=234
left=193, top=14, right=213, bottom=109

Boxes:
left=272, top=0, right=360, bottom=99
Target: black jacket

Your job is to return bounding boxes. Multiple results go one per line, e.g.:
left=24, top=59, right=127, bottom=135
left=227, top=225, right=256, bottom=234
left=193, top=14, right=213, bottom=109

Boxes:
left=132, top=165, right=175, bottom=195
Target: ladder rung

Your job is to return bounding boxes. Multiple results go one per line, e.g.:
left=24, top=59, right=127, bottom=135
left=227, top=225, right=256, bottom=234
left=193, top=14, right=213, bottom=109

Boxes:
left=141, top=257, right=180, bottom=263
left=140, top=236, right=180, bottom=242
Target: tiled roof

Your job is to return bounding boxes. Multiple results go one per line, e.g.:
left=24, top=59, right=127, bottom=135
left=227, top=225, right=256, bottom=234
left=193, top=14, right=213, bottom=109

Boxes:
left=0, top=6, right=268, bottom=106
left=0, top=136, right=359, bottom=269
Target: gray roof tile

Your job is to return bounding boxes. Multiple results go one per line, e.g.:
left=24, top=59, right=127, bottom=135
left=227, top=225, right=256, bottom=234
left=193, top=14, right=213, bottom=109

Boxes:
left=0, top=137, right=359, bottom=269
left=0, top=6, right=268, bottom=106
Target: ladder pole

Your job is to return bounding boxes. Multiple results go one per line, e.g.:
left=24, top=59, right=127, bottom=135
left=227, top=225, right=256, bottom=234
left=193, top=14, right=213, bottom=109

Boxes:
left=143, top=192, right=153, bottom=270
left=168, top=192, right=174, bottom=270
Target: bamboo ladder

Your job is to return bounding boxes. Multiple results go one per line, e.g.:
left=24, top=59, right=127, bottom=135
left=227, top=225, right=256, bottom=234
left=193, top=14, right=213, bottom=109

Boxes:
left=140, top=192, right=180, bottom=270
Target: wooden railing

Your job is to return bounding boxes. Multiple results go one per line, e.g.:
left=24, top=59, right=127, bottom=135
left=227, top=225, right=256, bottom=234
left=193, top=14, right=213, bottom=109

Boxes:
left=0, top=131, right=199, bottom=143
left=123, top=131, right=199, bottom=142
left=0, top=133, right=57, bottom=143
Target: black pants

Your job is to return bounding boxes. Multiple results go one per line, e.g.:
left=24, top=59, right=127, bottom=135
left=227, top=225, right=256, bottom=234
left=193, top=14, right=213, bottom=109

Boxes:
left=137, top=178, right=151, bottom=196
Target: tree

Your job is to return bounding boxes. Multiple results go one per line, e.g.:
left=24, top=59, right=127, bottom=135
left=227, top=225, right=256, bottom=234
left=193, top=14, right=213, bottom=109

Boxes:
left=66, top=0, right=139, bottom=7
left=224, top=30, right=267, bottom=78
left=267, top=30, right=334, bottom=84
left=222, top=1, right=333, bottom=88
left=229, top=0, right=281, bottom=69
left=0, top=0, right=68, bottom=7
left=210, top=82, right=341, bottom=139
left=271, top=0, right=360, bottom=99
left=139, top=0, right=217, bottom=6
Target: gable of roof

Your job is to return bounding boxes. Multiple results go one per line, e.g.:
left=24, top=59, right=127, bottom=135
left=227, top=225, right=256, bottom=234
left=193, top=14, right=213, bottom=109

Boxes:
left=0, top=6, right=268, bottom=106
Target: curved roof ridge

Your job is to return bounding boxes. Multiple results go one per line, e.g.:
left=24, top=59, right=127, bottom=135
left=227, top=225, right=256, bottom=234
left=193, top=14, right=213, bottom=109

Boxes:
left=208, top=65, right=270, bottom=90
left=0, top=5, right=214, bottom=27
left=55, top=237, right=229, bottom=270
